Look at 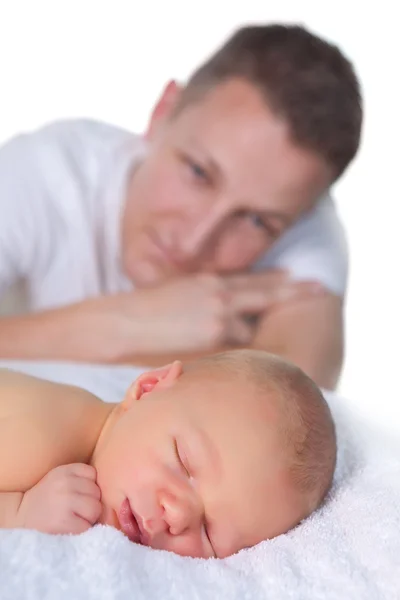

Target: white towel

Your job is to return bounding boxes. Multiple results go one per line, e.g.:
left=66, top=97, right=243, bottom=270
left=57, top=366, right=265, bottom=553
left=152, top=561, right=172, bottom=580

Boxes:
left=0, top=361, right=399, bottom=600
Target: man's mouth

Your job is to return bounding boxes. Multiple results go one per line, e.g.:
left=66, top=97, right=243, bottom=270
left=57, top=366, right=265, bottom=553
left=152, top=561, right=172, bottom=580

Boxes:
left=118, top=498, right=144, bottom=544
left=148, top=230, right=183, bottom=269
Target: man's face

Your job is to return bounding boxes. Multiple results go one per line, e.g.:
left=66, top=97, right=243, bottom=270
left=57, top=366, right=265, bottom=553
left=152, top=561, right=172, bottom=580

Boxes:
left=122, top=78, right=332, bottom=286
left=94, top=365, right=303, bottom=559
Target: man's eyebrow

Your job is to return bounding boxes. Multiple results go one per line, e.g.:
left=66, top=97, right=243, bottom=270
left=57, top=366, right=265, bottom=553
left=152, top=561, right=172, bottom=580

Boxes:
left=182, top=138, right=221, bottom=172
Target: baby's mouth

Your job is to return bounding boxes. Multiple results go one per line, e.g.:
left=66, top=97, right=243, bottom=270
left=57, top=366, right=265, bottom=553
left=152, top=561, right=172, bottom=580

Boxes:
left=118, top=498, right=143, bottom=544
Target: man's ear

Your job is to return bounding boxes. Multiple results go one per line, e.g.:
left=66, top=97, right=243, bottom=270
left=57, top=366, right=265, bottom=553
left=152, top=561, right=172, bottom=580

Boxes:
left=146, top=80, right=182, bottom=139
left=121, top=360, right=183, bottom=410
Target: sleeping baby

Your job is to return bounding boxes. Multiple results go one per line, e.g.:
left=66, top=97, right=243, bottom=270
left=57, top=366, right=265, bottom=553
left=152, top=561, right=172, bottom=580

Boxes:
left=0, top=349, right=336, bottom=559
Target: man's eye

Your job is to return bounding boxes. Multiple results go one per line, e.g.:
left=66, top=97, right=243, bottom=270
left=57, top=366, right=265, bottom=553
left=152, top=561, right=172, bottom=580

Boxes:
left=189, top=160, right=208, bottom=182
left=245, top=212, right=280, bottom=238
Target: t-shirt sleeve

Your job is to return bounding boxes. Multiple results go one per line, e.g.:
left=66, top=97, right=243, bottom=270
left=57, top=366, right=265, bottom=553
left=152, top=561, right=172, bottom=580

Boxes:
left=0, top=132, right=51, bottom=297
left=252, top=193, right=348, bottom=296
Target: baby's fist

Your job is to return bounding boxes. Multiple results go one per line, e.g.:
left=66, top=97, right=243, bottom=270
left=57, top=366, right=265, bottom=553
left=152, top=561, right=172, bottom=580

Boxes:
left=17, top=463, right=102, bottom=535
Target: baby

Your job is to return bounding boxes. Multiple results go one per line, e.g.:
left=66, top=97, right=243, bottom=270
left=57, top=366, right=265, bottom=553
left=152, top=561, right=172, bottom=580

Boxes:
left=0, top=349, right=336, bottom=559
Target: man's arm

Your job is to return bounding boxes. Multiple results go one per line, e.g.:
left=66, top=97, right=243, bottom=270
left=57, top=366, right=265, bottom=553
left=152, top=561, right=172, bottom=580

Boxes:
left=0, top=298, right=145, bottom=363
left=0, top=272, right=314, bottom=364
left=120, top=290, right=344, bottom=390
left=247, top=192, right=347, bottom=389
left=252, top=292, right=344, bottom=389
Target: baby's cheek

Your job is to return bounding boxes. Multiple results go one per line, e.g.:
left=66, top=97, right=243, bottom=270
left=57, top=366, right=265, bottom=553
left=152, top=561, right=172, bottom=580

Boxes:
left=129, top=462, right=155, bottom=487
left=128, top=445, right=178, bottom=486
left=127, top=461, right=169, bottom=518
left=126, top=452, right=170, bottom=497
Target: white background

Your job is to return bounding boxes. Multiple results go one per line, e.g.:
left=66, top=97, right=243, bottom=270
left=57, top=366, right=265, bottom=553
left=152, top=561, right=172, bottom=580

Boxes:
left=0, top=1, right=399, bottom=433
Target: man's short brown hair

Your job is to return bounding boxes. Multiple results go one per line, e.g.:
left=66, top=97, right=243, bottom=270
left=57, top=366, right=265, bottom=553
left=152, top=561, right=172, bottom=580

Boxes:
left=177, top=24, right=362, bottom=180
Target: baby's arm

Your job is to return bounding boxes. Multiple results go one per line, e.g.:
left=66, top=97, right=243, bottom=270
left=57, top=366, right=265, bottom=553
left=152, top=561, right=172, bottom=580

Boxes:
left=0, top=463, right=101, bottom=534
left=0, top=492, right=23, bottom=528
left=0, top=369, right=105, bottom=534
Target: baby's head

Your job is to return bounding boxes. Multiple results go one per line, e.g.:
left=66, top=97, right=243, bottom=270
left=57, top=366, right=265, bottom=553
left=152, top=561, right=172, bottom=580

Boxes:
left=93, top=349, right=336, bottom=558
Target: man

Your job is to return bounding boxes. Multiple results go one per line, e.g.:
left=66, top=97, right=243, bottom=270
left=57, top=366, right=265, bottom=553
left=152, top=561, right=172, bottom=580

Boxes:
left=0, top=24, right=362, bottom=389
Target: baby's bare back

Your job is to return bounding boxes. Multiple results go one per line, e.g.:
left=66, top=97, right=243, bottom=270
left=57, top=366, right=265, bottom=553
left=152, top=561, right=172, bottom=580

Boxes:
left=0, top=369, right=108, bottom=492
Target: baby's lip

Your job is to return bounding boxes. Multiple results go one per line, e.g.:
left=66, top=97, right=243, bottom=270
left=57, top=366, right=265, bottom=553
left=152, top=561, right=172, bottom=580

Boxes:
left=118, top=498, right=144, bottom=545
left=130, top=506, right=151, bottom=545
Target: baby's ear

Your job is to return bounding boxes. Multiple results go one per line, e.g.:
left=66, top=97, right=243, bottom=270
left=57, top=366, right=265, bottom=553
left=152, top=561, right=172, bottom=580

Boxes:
left=121, top=361, right=183, bottom=410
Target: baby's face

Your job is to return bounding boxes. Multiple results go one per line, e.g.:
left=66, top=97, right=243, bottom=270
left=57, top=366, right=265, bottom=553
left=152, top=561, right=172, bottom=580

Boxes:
left=94, top=363, right=304, bottom=558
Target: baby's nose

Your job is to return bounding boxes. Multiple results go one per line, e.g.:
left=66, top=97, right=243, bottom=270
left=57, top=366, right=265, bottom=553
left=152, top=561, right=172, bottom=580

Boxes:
left=160, top=491, right=203, bottom=536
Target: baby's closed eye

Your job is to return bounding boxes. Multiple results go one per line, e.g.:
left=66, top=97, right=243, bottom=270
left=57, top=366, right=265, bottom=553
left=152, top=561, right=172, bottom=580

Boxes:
left=173, top=438, right=191, bottom=478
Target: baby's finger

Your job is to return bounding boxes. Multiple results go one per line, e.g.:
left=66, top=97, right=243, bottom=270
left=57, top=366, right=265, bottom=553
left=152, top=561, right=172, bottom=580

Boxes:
left=68, top=514, right=93, bottom=535
left=72, top=495, right=102, bottom=525
left=72, top=476, right=101, bottom=500
left=68, top=463, right=98, bottom=481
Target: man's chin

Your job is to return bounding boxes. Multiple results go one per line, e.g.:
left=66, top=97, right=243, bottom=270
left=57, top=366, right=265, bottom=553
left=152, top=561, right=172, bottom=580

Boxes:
left=129, top=263, right=174, bottom=289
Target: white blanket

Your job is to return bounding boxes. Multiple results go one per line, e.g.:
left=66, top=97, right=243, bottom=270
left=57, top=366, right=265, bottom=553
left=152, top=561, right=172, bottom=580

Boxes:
left=0, top=360, right=399, bottom=600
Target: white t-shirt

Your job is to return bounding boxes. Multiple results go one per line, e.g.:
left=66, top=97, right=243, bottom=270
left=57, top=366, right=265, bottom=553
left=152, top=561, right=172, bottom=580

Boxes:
left=0, top=119, right=348, bottom=311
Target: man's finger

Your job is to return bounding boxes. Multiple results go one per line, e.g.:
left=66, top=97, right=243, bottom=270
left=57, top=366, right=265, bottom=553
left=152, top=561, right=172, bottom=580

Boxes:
left=224, top=318, right=254, bottom=346
left=230, top=281, right=325, bottom=314
left=274, top=281, right=327, bottom=303
left=225, top=269, right=289, bottom=291
left=229, top=288, right=280, bottom=314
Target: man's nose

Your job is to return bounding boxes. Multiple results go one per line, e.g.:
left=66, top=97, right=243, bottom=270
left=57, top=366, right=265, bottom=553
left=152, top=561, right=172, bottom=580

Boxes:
left=178, top=202, right=229, bottom=262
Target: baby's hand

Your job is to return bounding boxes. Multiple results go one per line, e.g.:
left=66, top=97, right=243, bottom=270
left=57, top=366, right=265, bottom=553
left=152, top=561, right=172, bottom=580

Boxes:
left=16, top=463, right=102, bottom=535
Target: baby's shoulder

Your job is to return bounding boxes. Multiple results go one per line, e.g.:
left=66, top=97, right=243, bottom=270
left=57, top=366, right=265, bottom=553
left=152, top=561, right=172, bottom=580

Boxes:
left=0, top=368, right=90, bottom=415
left=0, top=370, right=105, bottom=491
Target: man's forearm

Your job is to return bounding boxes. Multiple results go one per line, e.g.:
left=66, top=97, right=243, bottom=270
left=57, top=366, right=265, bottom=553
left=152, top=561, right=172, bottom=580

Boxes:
left=127, top=338, right=343, bottom=389
left=0, top=300, right=139, bottom=363
left=0, top=492, right=23, bottom=528
left=0, top=309, right=104, bottom=362
left=125, top=295, right=344, bottom=391
left=0, top=289, right=343, bottom=384
left=252, top=332, right=343, bottom=389
left=251, top=293, right=344, bottom=390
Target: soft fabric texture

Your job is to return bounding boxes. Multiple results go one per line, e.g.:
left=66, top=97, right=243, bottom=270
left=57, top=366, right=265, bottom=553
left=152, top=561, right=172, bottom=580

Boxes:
left=0, top=119, right=347, bottom=307
left=0, top=360, right=398, bottom=600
